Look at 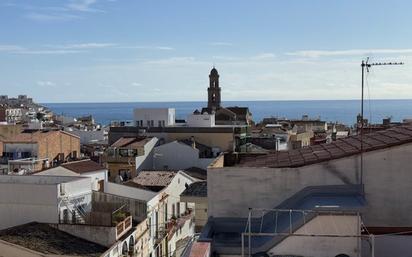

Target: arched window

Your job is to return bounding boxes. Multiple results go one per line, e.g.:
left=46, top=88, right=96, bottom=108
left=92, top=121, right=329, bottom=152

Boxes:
left=129, top=236, right=135, bottom=253
left=122, top=241, right=128, bottom=255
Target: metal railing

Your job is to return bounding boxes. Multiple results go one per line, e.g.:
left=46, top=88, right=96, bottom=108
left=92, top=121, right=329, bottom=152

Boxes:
left=241, top=207, right=362, bottom=257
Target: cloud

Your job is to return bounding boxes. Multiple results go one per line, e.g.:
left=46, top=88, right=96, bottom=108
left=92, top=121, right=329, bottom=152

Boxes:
left=0, top=42, right=174, bottom=55
left=287, top=49, right=412, bottom=58
left=49, top=43, right=116, bottom=49
left=66, top=0, right=103, bottom=12
left=0, top=45, right=82, bottom=55
left=0, top=45, right=25, bottom=52
left=145, top=57, right=197, bottom=65
left=131, top=82, right=143, bottom=87
left=209, top=42, right=233, bottom=47
left=118, top=45, right=175, bottom=51
left=37, top=81, right=57, bottom=88
left=25, top=12, right=81, bottom=21
left=251, top=53, right=276, bottom=61
left=17, top=49, right=85, bottom=55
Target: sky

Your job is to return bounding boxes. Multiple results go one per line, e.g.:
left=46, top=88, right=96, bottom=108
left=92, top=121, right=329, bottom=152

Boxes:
left=1, top=0, right=412, bottom=103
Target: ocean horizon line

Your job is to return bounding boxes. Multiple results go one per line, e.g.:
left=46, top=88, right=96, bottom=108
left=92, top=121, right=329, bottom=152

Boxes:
left=41, top=98, right=412, bottom=105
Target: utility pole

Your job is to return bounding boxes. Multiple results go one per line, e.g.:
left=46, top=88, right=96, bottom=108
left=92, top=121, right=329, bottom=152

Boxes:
left=359, top=58, right=403, bottom=189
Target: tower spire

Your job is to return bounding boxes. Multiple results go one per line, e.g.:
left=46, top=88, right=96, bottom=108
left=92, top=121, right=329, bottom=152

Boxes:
left=207, top=67, right=221, bottom=112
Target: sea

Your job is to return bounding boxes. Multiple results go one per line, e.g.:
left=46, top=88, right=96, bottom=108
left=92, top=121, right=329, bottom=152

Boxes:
left=43, top=100, right=412, bottom=126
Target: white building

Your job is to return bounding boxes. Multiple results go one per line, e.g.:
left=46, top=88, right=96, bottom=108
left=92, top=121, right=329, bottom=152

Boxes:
left=65, top=127, right=106, bottom=144
left=0, top=175, right=92, bottom=230
left=133, top=108, right=176, bottom=127
left=187, top=113, right=215, bottom=127
left=5, top=108, right=23, bottom=123
left=153, top=140, right=215, bottom=170
left=145, top=171, right=198, bottom=257
left=35, top=159, right=108, bottom=191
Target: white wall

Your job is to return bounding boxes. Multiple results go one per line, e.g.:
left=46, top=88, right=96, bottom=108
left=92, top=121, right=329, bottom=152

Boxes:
left=187, top=114, right=215, bottom=127
left=104, top=181, right=156, bottom=202
left=36, top=166, right=107, bottom=191
left=58, top=223, right=117, bottom=247
left=135, top=137, right=158, bottom=172
left=361, top=235, right=412, bottom=257
left=0, top=175, right=92, bottom=229
left=268, top=215, right=359, bottom=257
left=208, top=143, right=412, bottom=228
left=66, top=129, right=105, bottom=144
left=0, top=183, right=58, bottom=229
left=133, top=108, right=175, bottom=127
left=154, top=141, right=215, bottom=170
left=146, top=171, right=197, bottom=256
left=84, top=170, right=107, bottom=191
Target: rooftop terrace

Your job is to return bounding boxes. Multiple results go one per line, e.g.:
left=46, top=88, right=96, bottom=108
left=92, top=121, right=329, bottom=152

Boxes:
left=0, top=222, right=107, bottom=257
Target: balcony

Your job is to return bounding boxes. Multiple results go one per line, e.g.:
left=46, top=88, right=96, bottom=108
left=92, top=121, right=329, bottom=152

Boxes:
left=105, top=148, right=141, bottom=163
left=115, top=215, right=133, bottom=239
left=165, top=209, right=194, bottom=240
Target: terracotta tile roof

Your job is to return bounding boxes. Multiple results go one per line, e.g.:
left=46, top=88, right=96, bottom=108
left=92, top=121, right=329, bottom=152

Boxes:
left=61, top=159, right=105, bottom=174
left=236, top=125, right=412, bottom=168
left=111, top=137, right=151, bottom=148
left=181, top=181, right=207, bottom=197
left=129, top=171, right=177, bottom=187
left=188, top=242, right=211, bottom=257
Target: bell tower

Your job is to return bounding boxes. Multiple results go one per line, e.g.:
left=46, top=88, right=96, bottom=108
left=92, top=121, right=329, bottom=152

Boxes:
left=207, top=67, right=221, bottom=112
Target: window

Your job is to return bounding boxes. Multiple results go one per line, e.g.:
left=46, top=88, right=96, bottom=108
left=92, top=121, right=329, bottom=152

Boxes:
left=177, top=202, right=180, bottom=218
left=158, top=120, right=162, bottom=127
left=147, top=120, right=150, bottom=127
left=63, top=209, right=69, bottom=223
left=148, top=218, right=151, bottom=237
left=119, top=149, right=128, bottom=157
left=150, top=120, right=154, bottom=127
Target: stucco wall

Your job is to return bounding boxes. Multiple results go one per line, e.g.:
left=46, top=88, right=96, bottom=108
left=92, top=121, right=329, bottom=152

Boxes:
left=147, top=132, right=234, bottom=152
left=268, top=215, right=359, bottom=257
left=135, top=137, right=158, bottom=173
left=208, top=143, right=412, bottom=227
left=154, top=141, right=214, bottom=170
left=181, top=196, right=208, bottom=231
left=133, top=108, right=175, bottom=127
left=58, top=223, right=116, bottom=247
left=105, top=181, right=156, bottom=202
left=38, top=167, right=107, bottom=191
left=66, top=129, right=105, bottom=144
left=0, top=183, right=58, bottom=229
left=361, top=235, right=412, bottom=257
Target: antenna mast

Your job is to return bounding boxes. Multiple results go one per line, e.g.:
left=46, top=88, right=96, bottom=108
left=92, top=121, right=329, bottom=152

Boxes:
left=359, top=58, right=404, bottom=190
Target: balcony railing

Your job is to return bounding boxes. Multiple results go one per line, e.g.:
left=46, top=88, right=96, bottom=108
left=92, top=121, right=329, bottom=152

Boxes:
left=116, top=216, right=132, bottom=239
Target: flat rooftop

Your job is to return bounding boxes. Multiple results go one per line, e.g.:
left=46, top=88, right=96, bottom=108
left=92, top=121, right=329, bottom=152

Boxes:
left=0, top=222, right=107, bottom=257
left=225, top=125, right=412, bottom=168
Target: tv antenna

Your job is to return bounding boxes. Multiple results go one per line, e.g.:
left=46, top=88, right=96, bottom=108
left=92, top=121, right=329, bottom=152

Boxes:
left=359, top=57, right=404, bottom=189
